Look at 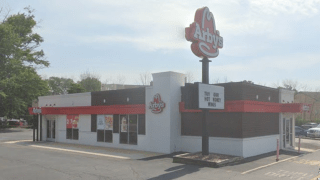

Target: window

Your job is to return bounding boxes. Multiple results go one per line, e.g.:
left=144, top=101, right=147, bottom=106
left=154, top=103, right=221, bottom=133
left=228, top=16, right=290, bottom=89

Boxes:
left=73, top=129, right=79, bottom=140
left=104, top=130, right=113, bottom=143
left=120, top=115, right=128, bottom=144
left=97, top=130, right=104, bottom=142
left=66, top=115, right=79, bottom=140
left=66, top=128, right=72, bottom=139
left=138, top=114, right=145, bottom=135
left=97, top=114, right=113, bottom=143
left=91, top=114, right=97, bottom=132
left=113, top=115, right=119, bottom=133
left=120, top=115, right=137, bottom=145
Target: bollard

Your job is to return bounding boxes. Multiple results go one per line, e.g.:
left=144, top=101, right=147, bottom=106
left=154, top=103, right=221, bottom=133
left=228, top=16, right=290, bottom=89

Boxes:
left=276, top=139, right=279, bottom=161
left=298, top=136, right=301, bottom=153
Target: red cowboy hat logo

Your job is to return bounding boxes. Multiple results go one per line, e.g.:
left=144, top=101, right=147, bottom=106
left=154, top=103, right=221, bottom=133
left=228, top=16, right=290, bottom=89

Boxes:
left=149, top=93, right=165, bottom=114
left=185, top=7, right=223, bottom=58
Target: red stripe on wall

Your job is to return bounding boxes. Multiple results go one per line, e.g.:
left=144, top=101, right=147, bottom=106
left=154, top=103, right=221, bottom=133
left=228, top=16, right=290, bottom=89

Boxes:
left=29, top=104, right=146, bottom=115
left=29, top=101, right=310, bottom=115
left=179, top=101, right=310, bottom=113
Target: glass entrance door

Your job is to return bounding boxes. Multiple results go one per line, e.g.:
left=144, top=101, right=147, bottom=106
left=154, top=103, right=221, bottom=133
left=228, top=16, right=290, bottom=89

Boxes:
left=120, top=115, right=137, bottom=145
left=283, top=118, right=292, bottom=148
left=47, top=120, right=55, bottom=141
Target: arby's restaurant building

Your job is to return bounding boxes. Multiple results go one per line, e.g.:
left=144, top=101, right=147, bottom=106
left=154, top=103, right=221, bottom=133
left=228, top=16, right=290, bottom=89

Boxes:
left=29, top=7, right=310, bottom=158
left=29, top=72, right=309, bottom=158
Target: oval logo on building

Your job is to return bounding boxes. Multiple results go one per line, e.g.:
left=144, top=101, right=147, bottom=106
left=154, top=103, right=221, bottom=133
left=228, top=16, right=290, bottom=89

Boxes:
left=185, top=7, right=223, bottom=58
left=149, top=93, right=165, bottom=114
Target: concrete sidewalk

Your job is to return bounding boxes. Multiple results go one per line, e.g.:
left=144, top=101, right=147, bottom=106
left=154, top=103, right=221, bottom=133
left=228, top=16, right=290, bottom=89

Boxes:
left=5, top=140, right=169, bottom=160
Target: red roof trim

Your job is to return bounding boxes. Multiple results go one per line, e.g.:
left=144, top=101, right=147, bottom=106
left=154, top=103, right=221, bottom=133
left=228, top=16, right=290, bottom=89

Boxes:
left=179, top=101, right=311, bottom=113
left=29, top=104, right=146, bottom=115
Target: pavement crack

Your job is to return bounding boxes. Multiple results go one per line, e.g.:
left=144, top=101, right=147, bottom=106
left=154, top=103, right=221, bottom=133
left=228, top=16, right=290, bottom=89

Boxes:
left=129, top=164, right=142, bottom=180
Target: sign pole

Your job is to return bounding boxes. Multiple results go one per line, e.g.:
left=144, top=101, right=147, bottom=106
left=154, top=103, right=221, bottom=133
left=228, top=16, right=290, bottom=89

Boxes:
left=33, top=115, right=35, bottom=142
left=185, top=6, right=223, bottom=156
left=200, top=57, right=211, bottom=155
left=36, top=114, right=39, bottom=141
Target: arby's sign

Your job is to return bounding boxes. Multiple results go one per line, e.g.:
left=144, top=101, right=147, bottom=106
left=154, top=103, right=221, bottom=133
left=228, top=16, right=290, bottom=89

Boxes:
left=185, top=7, right=223, bottom=58
left=149, top=93, right=165, bottom=114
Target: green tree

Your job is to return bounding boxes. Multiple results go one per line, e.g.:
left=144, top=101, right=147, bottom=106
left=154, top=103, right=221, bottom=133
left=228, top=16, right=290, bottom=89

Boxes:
left=0, top=7, right=49, bottom=119
left=67, top=83, right=85, bottom=94
left=47, top=77, right=74, bottom=95
left=78, top=71, right=101, bottom=92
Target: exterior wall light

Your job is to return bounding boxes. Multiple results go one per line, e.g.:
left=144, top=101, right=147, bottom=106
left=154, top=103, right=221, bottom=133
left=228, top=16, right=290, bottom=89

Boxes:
left=256, top=95, right=259, bottom=100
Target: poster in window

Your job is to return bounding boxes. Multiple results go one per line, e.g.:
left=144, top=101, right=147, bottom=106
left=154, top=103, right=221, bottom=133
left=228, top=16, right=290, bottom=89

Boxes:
left=66, top=115, right=73, bottom=129
left=67, top=115, right=79, bottom=129
left=121, top=116, right=127, bottom=132
left=72, top=115, right=79, bottom=129
left=97, top=115, right=105, bottom=130
left=105, top=115, right=113, bottom=130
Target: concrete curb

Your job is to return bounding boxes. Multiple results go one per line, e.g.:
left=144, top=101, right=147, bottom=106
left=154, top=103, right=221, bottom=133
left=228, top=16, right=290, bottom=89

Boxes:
left=173, top=153, right=243, bottom=168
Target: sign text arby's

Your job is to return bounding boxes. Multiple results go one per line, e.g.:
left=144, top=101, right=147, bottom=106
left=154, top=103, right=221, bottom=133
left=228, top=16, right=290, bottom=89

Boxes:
left=149, top=93, right=165, bottom=114
left=185, top=7, right=223, bottom=58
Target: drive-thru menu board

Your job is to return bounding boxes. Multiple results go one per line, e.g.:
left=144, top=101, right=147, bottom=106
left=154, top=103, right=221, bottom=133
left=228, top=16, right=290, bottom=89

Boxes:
left=198, top=83, right=224, bottom=109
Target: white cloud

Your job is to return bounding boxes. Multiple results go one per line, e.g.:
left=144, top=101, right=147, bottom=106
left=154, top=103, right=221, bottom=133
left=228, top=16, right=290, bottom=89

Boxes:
left=35, top=0, right=320, bottom=53
left=249, top=0, right=320, bottom=16
left=208, top=53, right=320, bottom=88
left=78, top=32, right=189, bottom=51
left=212, top=53, right=320, bottom=73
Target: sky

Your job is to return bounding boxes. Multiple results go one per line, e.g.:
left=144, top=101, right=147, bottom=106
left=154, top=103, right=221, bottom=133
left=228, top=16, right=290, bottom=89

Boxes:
left=2, top=0, right=320, bottom=90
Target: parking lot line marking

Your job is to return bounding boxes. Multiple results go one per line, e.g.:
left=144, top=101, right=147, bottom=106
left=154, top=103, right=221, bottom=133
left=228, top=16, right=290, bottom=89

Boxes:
left=311, top=174, right=320, bottom=180
left=294, top=147, right=316, bottom=152
left=4, top=140, right=33, bottom=144
left=241, top=156, right=299, bottom=175
left=29, top=145, right=130, bottom=160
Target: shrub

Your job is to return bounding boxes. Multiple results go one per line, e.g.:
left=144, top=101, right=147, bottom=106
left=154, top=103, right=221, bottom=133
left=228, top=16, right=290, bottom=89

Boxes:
left=295, top=116, right=306, bottom=126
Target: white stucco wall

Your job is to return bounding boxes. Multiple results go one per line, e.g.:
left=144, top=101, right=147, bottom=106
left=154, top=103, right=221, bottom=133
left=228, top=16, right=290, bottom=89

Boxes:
left=181, top=135, right=279, bottom=158
left=39, top=93, right=91, bottom=142
left=168, top=72, right=185, bottom=152
left=181, top=136, right=243, bottom=157
left=37, top=71, right=283, bottom=158
left=144, top=71, right=186, bottom=153
left=50, top=114, right=150, bottom=151
left=242, top=135, right=279, bottom=157
left=279, top=89, right=295, bottom=149
left=38, top=92, right=91, bottom=107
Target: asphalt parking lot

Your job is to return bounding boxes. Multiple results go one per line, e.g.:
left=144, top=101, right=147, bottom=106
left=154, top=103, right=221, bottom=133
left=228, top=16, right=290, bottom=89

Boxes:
left=296, top=137, right=320, bottom=150
left=1, top=129, right=320, bottom=180
left=0, top=128, right=33, bottom=142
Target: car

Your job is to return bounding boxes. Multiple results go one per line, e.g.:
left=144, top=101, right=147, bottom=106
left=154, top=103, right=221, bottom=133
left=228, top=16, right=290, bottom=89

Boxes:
left=301, top=122, right=318, bottom=130
left=307, top=124, right=320, bottom=138
left=295, top=126, right=308, bottom=137
left=7, top=119, right=20, bottom=127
